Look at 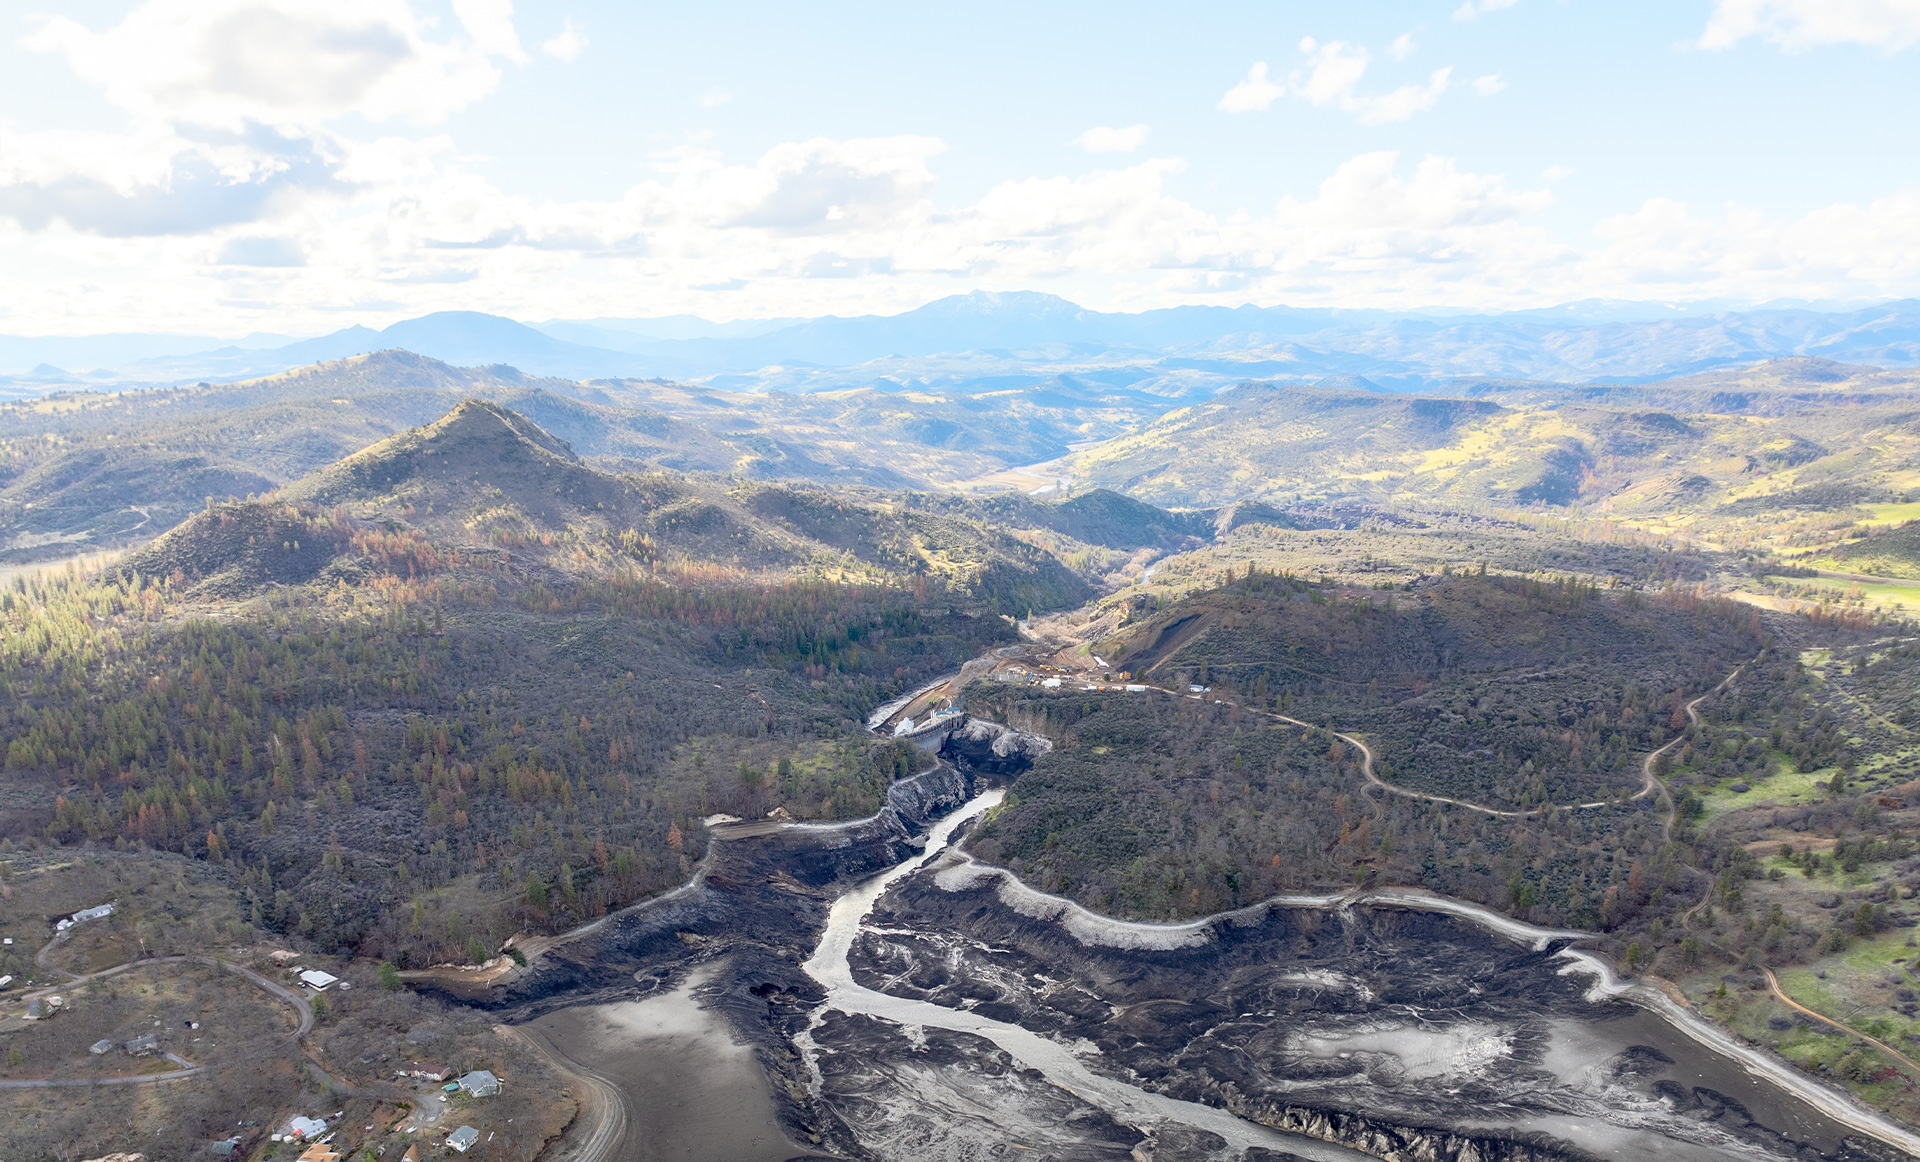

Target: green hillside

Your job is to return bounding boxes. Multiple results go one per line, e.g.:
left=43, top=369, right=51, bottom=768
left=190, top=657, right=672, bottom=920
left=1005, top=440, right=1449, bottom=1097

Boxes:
left=1056, top=368, right=1920, bottom=577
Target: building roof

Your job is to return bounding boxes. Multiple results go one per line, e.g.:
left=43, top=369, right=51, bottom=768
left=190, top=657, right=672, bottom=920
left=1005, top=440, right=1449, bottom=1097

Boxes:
left=297, top=1142, right=342, bottom=1162
left=282, top=1116, right=327, bottom=1139
left=448, top=1126, right=480, bottom=1151
left=90, top=1038, right=115, bottom=1054
left=72, top=904, right=113, bottom=922
left=126, top=1034, right=159, bottom=1053
left=298, top=969, right=339, bottom=990
left=457, top=1069, right=500, bottom=1094
left=405, top=1060, right=451, bottom=1079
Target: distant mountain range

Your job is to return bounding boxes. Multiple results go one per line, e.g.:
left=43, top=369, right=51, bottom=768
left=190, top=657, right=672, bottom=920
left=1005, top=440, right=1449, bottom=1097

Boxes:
left=4, top=292, right=1919, bottom=397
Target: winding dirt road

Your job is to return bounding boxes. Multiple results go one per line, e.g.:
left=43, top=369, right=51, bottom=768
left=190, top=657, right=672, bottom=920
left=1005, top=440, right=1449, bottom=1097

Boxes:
left=496, top=1024, right=627, bottom=1162
left=1760, top=967, right=1920, bottom=1079
left=1143, top=657, right=1742, bottom=824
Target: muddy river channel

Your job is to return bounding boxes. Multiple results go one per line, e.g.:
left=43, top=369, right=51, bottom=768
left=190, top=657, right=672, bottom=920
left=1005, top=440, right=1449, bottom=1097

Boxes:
left=464, top=709, right=1919, bottom=1162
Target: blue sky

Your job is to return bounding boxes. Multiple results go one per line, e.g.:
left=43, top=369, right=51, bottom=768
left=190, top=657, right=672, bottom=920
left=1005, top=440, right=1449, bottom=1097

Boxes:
left=1, top=0, right=1918, bottom=334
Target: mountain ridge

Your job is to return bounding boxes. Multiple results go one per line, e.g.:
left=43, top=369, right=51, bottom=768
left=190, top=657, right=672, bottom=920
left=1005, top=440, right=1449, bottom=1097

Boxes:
left=10, top=294, right=1920, bottom=394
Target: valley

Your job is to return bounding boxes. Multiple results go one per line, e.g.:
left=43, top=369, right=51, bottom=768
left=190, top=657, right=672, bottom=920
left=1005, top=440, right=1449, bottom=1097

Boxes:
left=3, top=347, right=1920, bottom=1162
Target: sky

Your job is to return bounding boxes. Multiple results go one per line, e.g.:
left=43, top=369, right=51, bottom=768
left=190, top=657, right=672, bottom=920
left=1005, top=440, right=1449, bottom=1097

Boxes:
left=1, top=0, right=1919, bottom=336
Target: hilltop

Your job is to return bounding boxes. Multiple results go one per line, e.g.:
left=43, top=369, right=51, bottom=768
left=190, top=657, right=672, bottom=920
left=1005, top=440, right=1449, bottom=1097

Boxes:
left=122, top=399, right=1095, bottom=613
left=0, top=351, right=1182, bottom=566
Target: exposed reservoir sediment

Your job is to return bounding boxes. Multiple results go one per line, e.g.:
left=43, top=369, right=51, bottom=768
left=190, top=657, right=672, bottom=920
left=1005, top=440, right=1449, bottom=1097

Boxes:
left=481, top=672, right=1919, bottom=1162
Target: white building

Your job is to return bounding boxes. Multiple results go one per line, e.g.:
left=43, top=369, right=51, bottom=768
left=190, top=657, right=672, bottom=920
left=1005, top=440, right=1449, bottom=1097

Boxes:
left=298, top=969, right=340, bottom=991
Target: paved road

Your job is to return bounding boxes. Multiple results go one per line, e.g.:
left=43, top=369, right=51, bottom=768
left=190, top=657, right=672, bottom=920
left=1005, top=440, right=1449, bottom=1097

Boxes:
left=0, top=956, right=313, bottom=1089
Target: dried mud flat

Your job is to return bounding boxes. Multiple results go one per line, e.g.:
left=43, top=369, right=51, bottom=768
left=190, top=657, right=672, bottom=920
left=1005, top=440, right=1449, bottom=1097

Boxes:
left=521, top=964, right=828, bottom=1162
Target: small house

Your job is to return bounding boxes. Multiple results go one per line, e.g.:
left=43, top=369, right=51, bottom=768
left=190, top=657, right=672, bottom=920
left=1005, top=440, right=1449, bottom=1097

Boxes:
left=24, top=998, right=50, bottom=1020
left=457, top=1069, right=500, bottom=1097
left=448, top=1126, right=480, bottom=1153
left=402, top=1147, right=419, bottom=1162
left=72, top=904, right=113, bottom=923
left=404, top=1061, right=451, bottom=1082
left=210, top=1138, right=241, bottom=1156
left=281, top=1116, right=327, bottom=1140
left=297, top=1142, right=342, bottom=1162
left=298, top=969, right=339, bottom=991
left=125, top=1034, right=160, bottom=1056
left=90, top=1038, right=115, bottom=1055
left=0, top=975, right=13, bottom=989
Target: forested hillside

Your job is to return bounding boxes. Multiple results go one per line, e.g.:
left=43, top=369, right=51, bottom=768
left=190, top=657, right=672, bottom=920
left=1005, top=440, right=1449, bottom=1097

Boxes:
left=1109, top=569, right=1766, bottom=808
left=0, top=401, right=1099, bottom=968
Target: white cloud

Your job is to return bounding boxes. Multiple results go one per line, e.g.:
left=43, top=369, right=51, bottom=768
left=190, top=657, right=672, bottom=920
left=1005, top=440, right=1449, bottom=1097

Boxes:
left=0, top=120, right=346, bottom=237
left=1217, top=62, right=1284, bottom=113
left=22, top=1, right=520, bottom=131
left=1073, top=125, right=1150, bottom=154
left=451, top=0, right=526, bottom=65
left=1294, top=38, right=1452, bottom=124
left=542, top=18, right=587, bottom=61
left=5, top=136, right=1920, bottom=330
left=1388, top=33, right=1417, bottom=61
left=697, top=88, right=733, bottom=109
left=1473, top=73, right=1508, bottom=96
left=3, top=2, right=529, bottom=243
left=1453, top=0, right=1520, bottom=19
left=1698, top=0, right=1920, bottom=52
left=6, top=15, right=1920, bottom=334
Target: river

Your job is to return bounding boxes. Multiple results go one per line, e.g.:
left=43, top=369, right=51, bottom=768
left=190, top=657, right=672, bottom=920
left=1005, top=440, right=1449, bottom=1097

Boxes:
left=494, top=674, right=1920, bottom=1161
left=799, top=789, right=1375, bottom=1160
